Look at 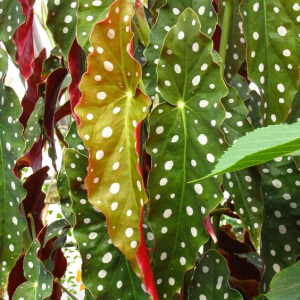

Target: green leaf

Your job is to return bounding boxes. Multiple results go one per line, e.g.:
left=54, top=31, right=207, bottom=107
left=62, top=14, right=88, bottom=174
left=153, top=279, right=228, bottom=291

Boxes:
left=47, top=1, right=77, bottom=59
left=146, top=9, right=227, bottom=299
left=75, top=0, right=150, bottom=276
left=259, top=261, right=300, bottom=300
left=0, top=48, right=26, bottom=293
left=43, top=219, right=70, bottom=247
left=218, top=0, right=246, bottom=83
left=0, top=1, right=24, bottom=62
left=64, top=149, right=149, bottom=299
left=221, top=86, right=263, bottom=248
left=13, top=239, right=53, bottom=300
left=244, top=90, right=262, bottom=129
left=76, top=0, right=113, bottom=52
left=241, top=0, right=299, bottom=125
left=23, top=97, right=44, bottom=153
left=196, top=122, right=300, bottom=180
left=65, top=121, right=88, bottom=156
left=143, top=0, right=217, bottom=99
left=189, top=250, right=243, bottom=300
left=260, top=157, right=300, bottom=292
left=238, top=253, right=263, bottom=274
left=41, top=47, right=63, bottom=77
left=231, top=74, right=250, bottom=101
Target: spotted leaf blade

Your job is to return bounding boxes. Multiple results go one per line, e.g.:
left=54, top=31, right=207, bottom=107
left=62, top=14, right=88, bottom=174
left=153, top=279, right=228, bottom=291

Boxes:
left=75, top=0, right=151, bottom=276
left=218, top=0, right=246, bottom=83
left=241, top=0, right=300, bottom=125
left=12, top=239, right=53, bottom=300
left=260, top=157, right=300, bottom=292
left=146, top=9, right=227, bottom=299
left=77, top=0, right=113, bottom=53
left=221, top=86, right=263, bottom=249
left=64, top=149, right=149, bottom=299
left=0, top=48, right=26, bottom=294
left=197, top=122, right=300, bottom=179
left=189, top=250, right=243, bottom=300
left=143, top=0, right=217, bottom=99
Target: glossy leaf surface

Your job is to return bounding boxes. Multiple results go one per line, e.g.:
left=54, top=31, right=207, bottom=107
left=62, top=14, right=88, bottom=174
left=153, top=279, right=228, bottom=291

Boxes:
left=241, top=0, right=300, bottom=125
left=147, top=9, right=227, bottom=299
left=189, top=250, right=243, bottom=300
left=75, top=0, right=151, bottom=275
left=143, top=0, right=217, bottom=99
left=13, top=239, right=53, bottom=300
left=64, top=149, right=149, bottom=299
left=197, top=122, right=300, bottom=179
left=0, top=48, right=26, bottom=293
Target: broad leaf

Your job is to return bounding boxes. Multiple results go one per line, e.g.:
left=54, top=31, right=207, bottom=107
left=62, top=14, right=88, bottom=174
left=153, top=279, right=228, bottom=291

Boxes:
left=259, top=261, right=300, bottom=300
left=189, top=250, right=243, bottom=300
left=218, top=0, right=246, bottom=83
left=75, top=0, right=151, bottom=276
left=47, top=0, right=77, bottom=60
left=221, top=86, right=263, bottom=249
left=76, top=0, right=113, bottom=52
left=143, top=0, right=218, bottom=99
left=241, top=0, right=300, bottom=125
left=0, top=48, right=26, bottom=293
left=13, top=239, right=53, bottom=300
left=64, top=149, right=149, bottom=299
left=146, top=9, right=227, bottom=299
left=260, top=157, right=300, bottom=292
left=195, top=122, right=300, bottom=179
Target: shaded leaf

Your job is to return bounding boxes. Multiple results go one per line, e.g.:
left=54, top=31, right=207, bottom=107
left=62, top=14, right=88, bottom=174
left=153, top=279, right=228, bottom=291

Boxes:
left=146, top=9, right=227, bottom=299
left=189, top=250, right=243, bottom=300
left=75, top=0, right=150, bottom=276
left=143, top=0, right=217, bottom=99
left=196, top=122, right=300, bottom=179
left=64, top=149, right=149, bottom=300
left=244, top=90, right=262, bottom=129
left=231, top=74, right=250, bottom=101
left=238, top=253, right=263, bottom=274
left=65, top=121, right=88, bottom=156
left=241, top=0, right=300, bottom=125
left=0, top=48, right=26, bottom=294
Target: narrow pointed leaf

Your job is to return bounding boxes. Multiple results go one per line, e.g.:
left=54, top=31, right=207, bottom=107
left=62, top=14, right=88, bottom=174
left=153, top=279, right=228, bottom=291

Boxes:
left=64, top=149, right=149, bottom=299
left=189, top=250, right=243, bottom=300
left=231, top=74, right=250, bottom=101
left=196, top=122, right=300, bottom=180
left=244, top=90, right=262, bottom=129
left=218, top=0, right=246, bottom=83
left=65, top=121, right=88, bottom=156
left=46, top=0, right=77, bottom=59
left=221, top=86, right=263, bottom=249
left=75, top=0, right=151, bottom=275
left=241, top=0, right=300, bottom=125
left=0, top=48, right=26, bottom=293
left=76, top=0, right=113, bottom=52
left=146, top=9, right=227, bottom=299
left=143, top=0, right=218, bottom=99
left=12, top=239, right=53, bottom=300
left=259, top=261, right=300, bottom=300
left=260, top=157, right=300, bottom=291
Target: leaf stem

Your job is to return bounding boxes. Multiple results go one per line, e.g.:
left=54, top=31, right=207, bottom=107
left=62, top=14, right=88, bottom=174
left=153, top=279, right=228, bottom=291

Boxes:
left=54, top=278, right=79, bottom=300
left=219, top=0, right=233, bottom=76
left=211, top=213, right=221, bottom=250
left=27, top=213, right=36, bottom=239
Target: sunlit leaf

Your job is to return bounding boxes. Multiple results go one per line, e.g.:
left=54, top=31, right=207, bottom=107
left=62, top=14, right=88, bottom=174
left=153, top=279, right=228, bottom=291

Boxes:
left=189, top=250, right=243, bottom=300
left=64, top=149, right=149, bottom=299
left=241, top=0, right=300, bottom=125
left=143, top=0, right=217, bottom=99
left=146, top=9, right=227, bottom=299
left=0, top=48, right=26, bottom=293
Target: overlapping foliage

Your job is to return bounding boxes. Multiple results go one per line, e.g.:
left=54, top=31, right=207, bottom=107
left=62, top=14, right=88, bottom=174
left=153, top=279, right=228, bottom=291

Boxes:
left=0, top=0, right=299, bottom=299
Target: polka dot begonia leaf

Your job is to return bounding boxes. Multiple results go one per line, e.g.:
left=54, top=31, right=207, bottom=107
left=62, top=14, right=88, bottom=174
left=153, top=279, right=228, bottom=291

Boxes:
left=65, top=121, right=88, bottom=156
left=75, top=0, right=151, bottom=277
left=189, top=250, right=243, bottom=300
left=0, top=0, right=24, bottom=63
left=231, top=74, right=250, bottom=101
left=76, top=0, right=114, bottom=53
left=221, top=86, right=263, bottom=249
left=47, top=0, right=78, bottom=60
left=149, top=0, right=166, bottom=25
left=241, top=0, right=300, bottom=125
left=260, top=157, right=300, bottom=292
left=143, top=0, right=217, bottom=100
left=146, top=9, right=228, bottom=299
left=12, top=239, right=53, bottom=300
left=42, top=219, right=70, bottom=248
left=64, top=149, right=149, bottom=300
left=244, top=90, right=262, bottom=129
left=0, top=48, right=26, bottom=294
left=218, top=0, right=247, bottom=83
